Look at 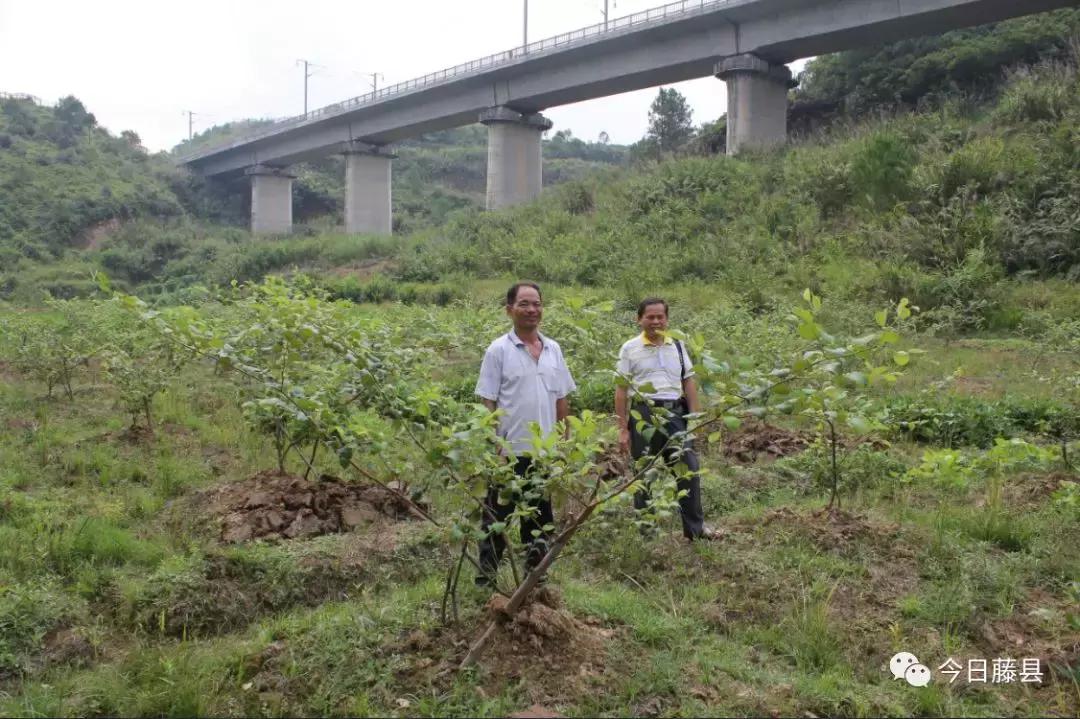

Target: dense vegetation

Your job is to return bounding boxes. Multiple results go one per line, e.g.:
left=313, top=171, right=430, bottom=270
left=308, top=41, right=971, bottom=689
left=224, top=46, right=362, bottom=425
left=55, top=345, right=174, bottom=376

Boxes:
left=795, top=8, right=1080, bottom=113
left=0, top=105, right=626, bottom=302
left=0, top=10, right=1079, bottom=717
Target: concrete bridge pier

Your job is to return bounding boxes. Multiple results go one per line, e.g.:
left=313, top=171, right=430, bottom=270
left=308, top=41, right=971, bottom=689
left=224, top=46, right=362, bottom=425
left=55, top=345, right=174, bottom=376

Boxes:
left=715, top=54, right=795, bottom=155
left=344, top=142, right=395, bottom=235
left=480, top=107, right=553, bottom=210
left=247, top=165, right=294, bottom=235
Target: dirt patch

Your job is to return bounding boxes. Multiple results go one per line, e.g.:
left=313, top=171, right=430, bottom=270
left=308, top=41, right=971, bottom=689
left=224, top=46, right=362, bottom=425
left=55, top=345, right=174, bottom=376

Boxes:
left=196, top=470, right=423, bottom=543
left=325, top=258, right=394, bottom=280
left=749, top=507, right=905, bottom=556
left=1005, top=472, right=1074, bottom=508
left=722, top=423, right=810, bottom=464
left=475, top=587, right=613, bottom=698
left=0, top=360, right=21, bottom=384
left=239, top=589, right=614, bottom=714
left=41, top=628, right=95, bottom=669
left=508, top=705, right=565, bottom=718
left=4, top=416, right=35, bottom=432
left=972, top=588, right=1080, bottom=690
left=951, top=375, right=997, bottom=397
left=74, top=218, right=121, bottom=251
left=116, top=424, right=155, bottom=444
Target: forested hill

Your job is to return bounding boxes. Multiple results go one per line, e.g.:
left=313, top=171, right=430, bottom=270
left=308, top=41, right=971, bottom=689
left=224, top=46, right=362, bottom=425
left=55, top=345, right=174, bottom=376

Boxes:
left=0, top=8, right=1077, bottom=303
left=794, top=8, right=1080, bottom=113
left=0, top=97, right=627, bottom=299
left=0, top=96, right=197, bottom=262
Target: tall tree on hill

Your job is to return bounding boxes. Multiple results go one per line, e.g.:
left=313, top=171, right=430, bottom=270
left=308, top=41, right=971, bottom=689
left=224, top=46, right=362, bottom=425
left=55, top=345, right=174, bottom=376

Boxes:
left=635, top=87, right=695, bottom=160
left=648, top=88, right=694, bottom=151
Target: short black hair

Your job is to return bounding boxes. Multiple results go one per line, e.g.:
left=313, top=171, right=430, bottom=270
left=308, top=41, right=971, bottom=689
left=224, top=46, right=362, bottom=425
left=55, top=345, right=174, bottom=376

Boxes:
left=506, top=282, right=542, bottom=306
left=637, top=297, right=669, bottom=318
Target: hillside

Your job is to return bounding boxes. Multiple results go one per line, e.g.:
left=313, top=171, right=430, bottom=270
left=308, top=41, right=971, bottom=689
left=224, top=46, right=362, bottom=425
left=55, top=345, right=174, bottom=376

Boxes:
left=0, top=102, right=627, bottom=301
left=0, top=96, right=197, bottom=260
left=0, top=11, right=1074, bottom=307
left=0, top=11, right=1078, bottom=718
left=794, top=8, right=1080, bottom=114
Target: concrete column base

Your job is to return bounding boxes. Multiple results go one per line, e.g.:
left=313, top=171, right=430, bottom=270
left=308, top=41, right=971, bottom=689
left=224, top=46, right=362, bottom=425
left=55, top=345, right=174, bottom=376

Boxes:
left=344, top=143, right=395, bottom=235
left=715, top=54, right=794, bottom=155
left=479, top=107, right=553, bottom=210
left=246, top=165, right=294, bottom=235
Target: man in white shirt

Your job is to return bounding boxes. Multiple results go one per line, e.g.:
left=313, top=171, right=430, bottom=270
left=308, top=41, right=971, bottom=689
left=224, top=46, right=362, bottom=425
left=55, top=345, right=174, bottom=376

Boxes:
left=475, top=282, right=576, bottom=585
left=614, top=297, right=715, bottom=541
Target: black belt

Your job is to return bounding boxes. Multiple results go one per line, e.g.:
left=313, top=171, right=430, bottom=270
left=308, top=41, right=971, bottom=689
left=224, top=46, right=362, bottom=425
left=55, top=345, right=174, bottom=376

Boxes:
left=636, top=398, right=685, bottom=410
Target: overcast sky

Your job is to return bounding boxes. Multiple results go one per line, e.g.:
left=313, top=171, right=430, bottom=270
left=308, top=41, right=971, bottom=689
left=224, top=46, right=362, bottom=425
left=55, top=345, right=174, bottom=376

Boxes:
left=0, top=0, right=807, bottom=152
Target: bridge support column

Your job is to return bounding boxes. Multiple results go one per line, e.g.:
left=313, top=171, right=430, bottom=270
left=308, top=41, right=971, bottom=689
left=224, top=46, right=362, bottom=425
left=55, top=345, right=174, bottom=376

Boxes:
left=344, top=143, right=395, bottom=235
left=715, top=55, right=794, bottom=155
left=480, top=107, right=553, bottom=210
left=246, top=165, right=294, bottom=235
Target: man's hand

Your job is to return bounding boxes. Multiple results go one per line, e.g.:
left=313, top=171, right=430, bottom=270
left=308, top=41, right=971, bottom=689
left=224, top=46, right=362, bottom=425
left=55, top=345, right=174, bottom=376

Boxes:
left=619, top=427, right=631, bottom=455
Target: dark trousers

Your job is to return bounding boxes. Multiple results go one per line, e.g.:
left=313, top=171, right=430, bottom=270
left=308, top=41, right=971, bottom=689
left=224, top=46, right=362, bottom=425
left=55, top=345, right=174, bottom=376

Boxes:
left=478, top=456, right=554, bottom=576
left=630, top=401, right=705, bottom=539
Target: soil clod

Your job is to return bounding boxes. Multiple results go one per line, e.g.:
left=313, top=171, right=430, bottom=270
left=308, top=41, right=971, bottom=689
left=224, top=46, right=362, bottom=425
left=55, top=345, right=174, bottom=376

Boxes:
left=200, top=470, right=420, bottom=543
left=722, top=422, right=809, bottom=464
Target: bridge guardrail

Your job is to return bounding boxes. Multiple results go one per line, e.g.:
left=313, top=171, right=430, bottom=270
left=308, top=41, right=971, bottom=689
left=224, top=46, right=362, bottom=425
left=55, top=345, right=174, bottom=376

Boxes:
left=177, top=0, right=735, bottom=163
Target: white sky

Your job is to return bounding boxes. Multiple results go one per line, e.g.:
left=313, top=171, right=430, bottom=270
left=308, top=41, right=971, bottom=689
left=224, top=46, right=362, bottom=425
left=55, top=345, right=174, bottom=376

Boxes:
left=0, top=0, right=807, bottom=152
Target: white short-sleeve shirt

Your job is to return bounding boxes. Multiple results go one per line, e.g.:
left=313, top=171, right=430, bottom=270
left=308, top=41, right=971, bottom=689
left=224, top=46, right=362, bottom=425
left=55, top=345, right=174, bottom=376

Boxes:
left=616, top=333, right=694, bottom=401
left=475, top=330, right=576, bottom=455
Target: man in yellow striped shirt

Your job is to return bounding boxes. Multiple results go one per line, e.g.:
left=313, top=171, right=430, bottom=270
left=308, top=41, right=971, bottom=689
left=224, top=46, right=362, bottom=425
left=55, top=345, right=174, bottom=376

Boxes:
left=614, top=297, right=716, bottom=541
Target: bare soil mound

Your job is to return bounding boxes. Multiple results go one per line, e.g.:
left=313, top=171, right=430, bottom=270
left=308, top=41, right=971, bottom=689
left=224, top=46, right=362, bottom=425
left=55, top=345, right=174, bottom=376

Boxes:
left=479, top=587, right=613, bottom=693
left=722, top=422, right=809, bottom=464
left=200, top=470, right=421, bottom=543
left=1006, top=471, right=1074, bottom=508
left=757, top=506, right=902, bottom=553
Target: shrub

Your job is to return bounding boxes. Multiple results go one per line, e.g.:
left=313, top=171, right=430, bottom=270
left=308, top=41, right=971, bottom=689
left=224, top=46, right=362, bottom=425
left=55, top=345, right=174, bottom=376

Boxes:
left=881, top=394, right=1016, bottom=448
left=995, top=62, right=1078, bottom=124
left=849, top=132, right=916, bottom=210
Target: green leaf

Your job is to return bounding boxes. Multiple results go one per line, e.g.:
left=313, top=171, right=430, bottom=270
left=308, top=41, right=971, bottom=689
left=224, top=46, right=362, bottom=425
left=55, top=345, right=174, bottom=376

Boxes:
left=803, top=288, right=813, bottom=304
left=844, top=371, right=868, bottom=386
left=708, top=431, right=722, bottom=443
left=893, top=351, right=910, bottom=367
left=93, top=271, right=112, bottom=293
left=874, top=310, right=887, bottom=328
left=723, top=416, right=741, bottom=431
left=797, top=322, right=820, bottom=340
left=897, top=298, right=912, bottom=320
left=847, top=415, right=871, bottom=434
left=880, top=330, right=900, bottom=345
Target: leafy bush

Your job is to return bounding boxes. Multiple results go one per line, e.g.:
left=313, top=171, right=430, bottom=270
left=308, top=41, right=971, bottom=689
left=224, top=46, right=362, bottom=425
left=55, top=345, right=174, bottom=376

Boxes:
left=995, top=62, right=1078, bottom=124
left=796, top=9, right=1080, bottom=113
left=881, top=394, right=1016, bottom=448
left=849, top=132, right=916, bottom=210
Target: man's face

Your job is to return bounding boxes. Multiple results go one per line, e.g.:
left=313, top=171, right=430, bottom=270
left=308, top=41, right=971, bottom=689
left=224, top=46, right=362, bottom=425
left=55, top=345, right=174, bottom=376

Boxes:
left=507, top=286, right=543, bottom=331
left=638, top=303, right=669, bottom=337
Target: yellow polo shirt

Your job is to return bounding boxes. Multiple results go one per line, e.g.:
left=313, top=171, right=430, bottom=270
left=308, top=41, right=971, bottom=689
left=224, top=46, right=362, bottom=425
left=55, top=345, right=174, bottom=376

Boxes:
left=616, top=332, right=693, bottom=401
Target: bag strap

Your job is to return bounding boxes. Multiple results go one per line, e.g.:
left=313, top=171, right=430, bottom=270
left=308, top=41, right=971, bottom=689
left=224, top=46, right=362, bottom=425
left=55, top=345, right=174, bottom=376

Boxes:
left=674, top=339, right=687, bottom=381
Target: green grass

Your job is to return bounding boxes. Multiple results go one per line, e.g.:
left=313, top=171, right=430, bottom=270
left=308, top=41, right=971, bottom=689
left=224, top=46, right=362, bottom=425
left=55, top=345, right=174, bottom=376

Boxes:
left=3, top=86, right=1080, bottom=715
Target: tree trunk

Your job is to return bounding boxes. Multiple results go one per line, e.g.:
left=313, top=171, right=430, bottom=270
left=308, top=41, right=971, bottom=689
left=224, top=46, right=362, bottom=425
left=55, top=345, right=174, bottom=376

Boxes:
left=460, top=501, right=598, bottom=669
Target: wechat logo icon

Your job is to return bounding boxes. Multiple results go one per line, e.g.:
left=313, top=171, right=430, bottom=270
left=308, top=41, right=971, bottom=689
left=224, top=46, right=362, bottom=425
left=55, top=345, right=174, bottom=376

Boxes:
left=890, top=652, right=932, bottom=687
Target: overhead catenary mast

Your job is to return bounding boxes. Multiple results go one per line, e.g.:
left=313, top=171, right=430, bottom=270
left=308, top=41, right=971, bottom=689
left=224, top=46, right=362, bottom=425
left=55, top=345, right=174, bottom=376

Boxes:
left=296, top=58, right=323, bottom=115
left=182, top=110, right=197, bottom=140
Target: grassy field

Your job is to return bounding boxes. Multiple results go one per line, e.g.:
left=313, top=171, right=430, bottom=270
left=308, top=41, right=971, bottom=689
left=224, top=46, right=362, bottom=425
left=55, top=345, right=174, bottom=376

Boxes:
left=0, top=291, right=1076, bottom=718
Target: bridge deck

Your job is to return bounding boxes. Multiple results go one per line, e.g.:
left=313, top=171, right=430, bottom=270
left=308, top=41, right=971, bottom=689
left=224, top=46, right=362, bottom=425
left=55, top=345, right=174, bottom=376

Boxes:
left=180, top=0, right=1077, bottom=176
